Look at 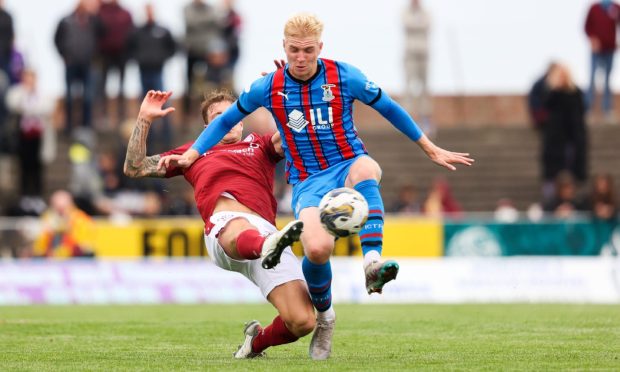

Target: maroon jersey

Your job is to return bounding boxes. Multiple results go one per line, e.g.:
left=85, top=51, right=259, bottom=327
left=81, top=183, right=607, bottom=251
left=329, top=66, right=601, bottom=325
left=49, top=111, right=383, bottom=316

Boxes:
left=161, top=133, right=282, bottom=228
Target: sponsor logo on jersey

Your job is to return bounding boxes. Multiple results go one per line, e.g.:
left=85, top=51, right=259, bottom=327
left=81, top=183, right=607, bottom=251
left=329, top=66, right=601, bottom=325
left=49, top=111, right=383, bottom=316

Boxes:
left=309, top=107, right=334, bottom=130
left=321, top=84, right=336, bottom=102
left=206, top=142, right=259, bottom=157
left=287, top=109, right=309, bottom=132
left=286, top=108, right=335, bottom=132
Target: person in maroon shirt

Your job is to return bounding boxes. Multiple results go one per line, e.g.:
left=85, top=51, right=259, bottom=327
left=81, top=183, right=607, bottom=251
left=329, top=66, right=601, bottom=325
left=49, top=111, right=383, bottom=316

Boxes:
left=585, top=0, right=620, bottom=117
left=96, top=0, right=134, bottom=122
left=124, top=90, right=315, bottom=359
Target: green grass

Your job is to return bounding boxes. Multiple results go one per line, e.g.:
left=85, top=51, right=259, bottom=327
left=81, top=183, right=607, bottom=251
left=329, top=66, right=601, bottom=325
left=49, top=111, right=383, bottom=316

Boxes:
left=1, top=304, right=619, bottom=371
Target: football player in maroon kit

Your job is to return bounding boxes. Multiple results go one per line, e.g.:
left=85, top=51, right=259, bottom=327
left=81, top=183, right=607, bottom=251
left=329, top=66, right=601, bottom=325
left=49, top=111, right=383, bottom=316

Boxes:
left=124, top=90, right=315, bottom=359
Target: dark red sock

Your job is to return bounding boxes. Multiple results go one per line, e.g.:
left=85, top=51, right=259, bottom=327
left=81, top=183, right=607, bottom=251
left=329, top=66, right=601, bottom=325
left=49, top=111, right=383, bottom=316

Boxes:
left=235, top=229, right=266, bottom=259
left=251, top=315, right=299, bottom=353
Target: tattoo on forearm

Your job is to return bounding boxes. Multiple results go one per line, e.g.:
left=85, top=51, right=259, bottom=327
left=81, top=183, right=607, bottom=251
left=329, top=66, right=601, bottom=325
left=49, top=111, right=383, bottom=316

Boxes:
left=124, top=117, right=165, bottom=178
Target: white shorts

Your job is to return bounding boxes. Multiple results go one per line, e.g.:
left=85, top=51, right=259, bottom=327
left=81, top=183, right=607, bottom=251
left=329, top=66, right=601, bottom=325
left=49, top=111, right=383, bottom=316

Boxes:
left=205, top=211, right=305, bottom=298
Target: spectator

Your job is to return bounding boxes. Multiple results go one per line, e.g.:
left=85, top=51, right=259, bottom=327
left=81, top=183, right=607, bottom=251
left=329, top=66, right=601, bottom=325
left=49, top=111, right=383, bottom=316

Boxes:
left=54, top=0, right=102, bottom=134
left=165, top=187, right=199, bottom=216
left=584, top=0, right=620, bottom=119
left=33, top=190, right=95, bottom=258
left=0, top=44, right=26, bottom=157
left=5, top=69, right=56, bottom=198
left=588, top=173, right=618, bottom=256
left=128, top=4, right=176, bottom=97
left=7, top=44, right=24, bottom=85
left=528, top=62, right=557, bottom=130
left=68, top=128, right=100, bottom=215
left=588, top=173, right=618, bottom=221
left=127, top=3, right=176, bottom=153
left=0, top=0, right=12, bottom=78
left=543, top=171, right=587, bottom=219
left=390, top=184, right=422, bottom=214
left=402, top=0, right=432, bottom=134
left=221, top=0, right=241, bottom=75
left=97, top=150, right=124, bottom=197
left=494, top=198, right=519, bottom=223
left=541, top=63, right=588, bottom=198
left=423, top=177, right=462, bottom=217
left=96, top=0, right=133, bottom=125
left=0, top=0, right=14, bottom=153
left=183, top=0, right=223, bottom=115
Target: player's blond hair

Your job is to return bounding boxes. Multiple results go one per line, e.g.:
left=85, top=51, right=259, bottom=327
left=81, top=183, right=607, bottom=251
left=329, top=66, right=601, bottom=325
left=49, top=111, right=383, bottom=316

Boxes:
left=284, top=13, right=324, bottom=39
left=200, top=90, right=237, bottom=124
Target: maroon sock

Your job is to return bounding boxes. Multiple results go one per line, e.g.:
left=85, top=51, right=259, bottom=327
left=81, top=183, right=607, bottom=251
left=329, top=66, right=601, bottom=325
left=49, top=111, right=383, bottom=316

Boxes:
left=251, top=315, right=299, bottom=353
left=235, top=229, right=266, bottom=259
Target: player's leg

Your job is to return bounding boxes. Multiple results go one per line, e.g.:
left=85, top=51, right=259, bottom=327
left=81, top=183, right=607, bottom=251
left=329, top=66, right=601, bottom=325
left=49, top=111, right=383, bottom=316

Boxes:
left=218, top=216, right=302, bottom=264
left=299, top=206, right=335, bottom=311
left=234, top=280, right=314, bottom=359
left=239, top=280, right=315, bottom=356
left=345, top=155, right=399, bottom=294
left=227, top=225, right=310, bottom=359
left=298, top=206, right=337, bottom=360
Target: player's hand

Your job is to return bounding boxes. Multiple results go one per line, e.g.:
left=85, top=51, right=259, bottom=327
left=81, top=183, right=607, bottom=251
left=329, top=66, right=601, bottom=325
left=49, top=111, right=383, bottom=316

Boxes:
left=139, top=90, right=176, bottom=122
left=261, top=59, right=286, bottom=76
left=157, top=149, right=200, bottom=170
left=428, top=146, right=474, bottom=171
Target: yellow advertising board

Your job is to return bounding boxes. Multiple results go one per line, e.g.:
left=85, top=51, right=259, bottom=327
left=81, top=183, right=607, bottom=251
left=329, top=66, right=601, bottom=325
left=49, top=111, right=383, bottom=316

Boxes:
left=92, top=216, right=443, bottom=258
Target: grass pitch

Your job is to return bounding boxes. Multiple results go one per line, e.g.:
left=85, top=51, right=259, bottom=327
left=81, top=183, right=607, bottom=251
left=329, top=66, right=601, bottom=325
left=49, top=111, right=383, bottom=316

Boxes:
left=1, top=304, right=619, bottom=371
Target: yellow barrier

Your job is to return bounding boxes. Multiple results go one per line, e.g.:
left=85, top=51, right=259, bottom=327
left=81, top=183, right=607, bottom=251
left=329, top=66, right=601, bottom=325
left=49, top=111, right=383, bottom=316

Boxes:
left=93, top=218, right=205, bottom=257
left=93, top=216, right=443, bottom=258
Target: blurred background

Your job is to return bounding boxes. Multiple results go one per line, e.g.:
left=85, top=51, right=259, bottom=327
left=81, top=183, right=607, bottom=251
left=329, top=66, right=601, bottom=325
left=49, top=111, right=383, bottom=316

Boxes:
left=0, top=0, right=618, bottom=305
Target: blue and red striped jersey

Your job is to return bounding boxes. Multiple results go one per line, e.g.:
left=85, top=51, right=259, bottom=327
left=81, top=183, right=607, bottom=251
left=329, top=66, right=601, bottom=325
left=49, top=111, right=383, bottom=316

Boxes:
left=238, top=58, right=381, bottom=185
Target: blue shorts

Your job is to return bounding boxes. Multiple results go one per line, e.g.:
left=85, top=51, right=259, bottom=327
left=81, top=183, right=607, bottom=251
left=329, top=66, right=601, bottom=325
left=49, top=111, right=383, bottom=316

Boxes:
left=291, top=155, right=365, bottom=218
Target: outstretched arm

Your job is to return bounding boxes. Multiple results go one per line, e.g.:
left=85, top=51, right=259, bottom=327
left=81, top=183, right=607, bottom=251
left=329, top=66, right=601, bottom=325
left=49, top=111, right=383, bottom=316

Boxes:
left=371, top=91, right=474, bottom=170
left=124, top=91, right=176, bottom=178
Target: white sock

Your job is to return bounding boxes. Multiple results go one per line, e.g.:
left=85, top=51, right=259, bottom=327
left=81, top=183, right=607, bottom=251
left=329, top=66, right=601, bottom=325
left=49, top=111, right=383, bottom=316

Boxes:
left=363, top=250, right=381, bottom=267
left=317, top=306, right=336, bottom=322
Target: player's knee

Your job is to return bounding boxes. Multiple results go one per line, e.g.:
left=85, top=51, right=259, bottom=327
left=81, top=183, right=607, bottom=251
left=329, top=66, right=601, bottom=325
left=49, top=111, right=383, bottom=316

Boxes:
left=284, top=311, right=315, bottom=337
left=304, top=239, right=333, bottom=263
left=348, top=163, right=381, bottom=185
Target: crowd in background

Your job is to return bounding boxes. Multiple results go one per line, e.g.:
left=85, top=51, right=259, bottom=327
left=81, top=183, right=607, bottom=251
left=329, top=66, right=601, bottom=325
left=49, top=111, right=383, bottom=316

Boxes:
left=0, top=0, right=239, bottom=220
left=0, top=0, right=618, bottom=258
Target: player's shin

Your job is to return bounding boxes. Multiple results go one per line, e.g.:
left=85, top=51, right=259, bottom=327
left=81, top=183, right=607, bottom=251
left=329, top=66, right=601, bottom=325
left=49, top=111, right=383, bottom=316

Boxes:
left=251, top=315, right=299, bottom=353
left=354, top=179, right=384, bottom=265
left=301, top=257, right=333, bottom=313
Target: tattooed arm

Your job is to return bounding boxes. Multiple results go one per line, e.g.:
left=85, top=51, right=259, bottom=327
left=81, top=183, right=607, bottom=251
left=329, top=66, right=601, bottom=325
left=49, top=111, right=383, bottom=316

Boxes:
left=124, top=117, right=165, bottom=178
left=124, top=91, right=176, bottom=178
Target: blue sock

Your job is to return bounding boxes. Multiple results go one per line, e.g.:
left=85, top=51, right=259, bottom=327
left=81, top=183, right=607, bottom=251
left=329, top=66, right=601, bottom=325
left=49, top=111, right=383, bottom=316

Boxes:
left=354, top=179, right=384, bottom=256
left=302, top=257, right=332, bottom=312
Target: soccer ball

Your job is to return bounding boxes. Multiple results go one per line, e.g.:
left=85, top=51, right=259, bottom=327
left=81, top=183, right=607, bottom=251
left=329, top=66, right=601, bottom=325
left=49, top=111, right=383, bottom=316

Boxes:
left=319, top=187, right=369, bottom=237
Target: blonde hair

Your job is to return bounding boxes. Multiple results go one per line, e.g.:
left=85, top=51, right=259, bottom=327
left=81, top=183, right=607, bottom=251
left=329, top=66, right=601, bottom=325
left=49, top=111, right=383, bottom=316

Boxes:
left=284, top=13, right=324, bottom=39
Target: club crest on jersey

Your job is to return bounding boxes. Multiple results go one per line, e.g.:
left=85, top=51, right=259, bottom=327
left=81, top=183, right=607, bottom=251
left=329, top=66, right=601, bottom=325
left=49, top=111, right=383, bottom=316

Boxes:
left=287, top=109, right=309, bottom=132
left=321, top=84, right=336, bottom=102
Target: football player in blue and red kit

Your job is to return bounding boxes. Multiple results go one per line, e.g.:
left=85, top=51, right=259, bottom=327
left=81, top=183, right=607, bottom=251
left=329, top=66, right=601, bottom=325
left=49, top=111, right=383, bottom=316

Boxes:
left=159, top=13, right=474, bottom=360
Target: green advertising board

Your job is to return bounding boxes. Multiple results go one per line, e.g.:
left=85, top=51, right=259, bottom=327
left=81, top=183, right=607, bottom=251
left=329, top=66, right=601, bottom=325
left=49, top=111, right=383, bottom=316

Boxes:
left=444, top=218, right=618, bottom=256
